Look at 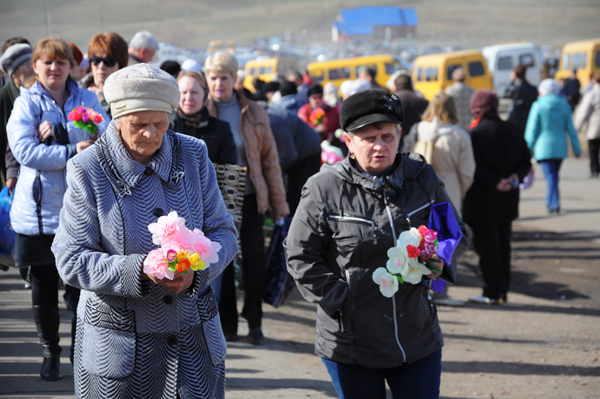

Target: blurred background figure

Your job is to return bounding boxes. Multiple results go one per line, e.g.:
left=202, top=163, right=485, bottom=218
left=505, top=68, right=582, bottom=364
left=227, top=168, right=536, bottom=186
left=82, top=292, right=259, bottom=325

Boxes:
left=445, top=67, right=475, bottom=131
left=0, top=37, right=29, bottom=89
left=298, top=84, right=341, bottom=142
left=204, top=51, right=289, bottom=345
left=464, top=89, right=531, bottom=305
left=263, top=81, right=280, bottom=104
left=574, top=72, right=600, bottom=178
left=339, top=78, right=371, bottom=101
left=561, top=69, right=581, bottom=111
left=127, top=30, right=158, bottom=65
left=393, top=73, right=428, bottom=150
left=270, top=80, right=301, bottom=113
left=160, top=59, right=181, bottom=78
left=80, top=32, right=128, bottom=118
left=504, top=65, right=538, bottom=136
left=251, top=77, right=268, bottom=102
left=68, top=43, right=88, bottom=81
left=288, top=70, right=308, bottom=105
left=7, top=35, right=109, bottom=380
left=172, top=70, right=237, bottom=164
left=525, top=79, right=581, bottom=214
left=181, top=58, right=202, bottom=73
left=323, top=82, right=341, bottom=111
left=357, top=65, right=382, bottom=89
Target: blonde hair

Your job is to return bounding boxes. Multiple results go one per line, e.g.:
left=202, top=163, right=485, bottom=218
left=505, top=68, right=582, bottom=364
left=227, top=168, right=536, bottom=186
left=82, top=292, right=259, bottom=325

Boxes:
left=204, top=51, right=238, bottom=79
left=177, top=70, right=208, bottom=101
left=421, top=92, right=458, bottom=125
left=32, top=35, right=76, bottom=69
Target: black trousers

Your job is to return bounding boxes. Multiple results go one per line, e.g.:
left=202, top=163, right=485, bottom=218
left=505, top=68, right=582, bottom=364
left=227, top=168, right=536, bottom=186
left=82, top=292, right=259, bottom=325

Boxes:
left=218, top=194, right=266, bottom=333
left=286, top=152, right=321, bottom=216
left=589, top=138, right=600, bottom=174
left=30, top=264, right=60, bottom=306
left=470, top=222, right=512, bottom=300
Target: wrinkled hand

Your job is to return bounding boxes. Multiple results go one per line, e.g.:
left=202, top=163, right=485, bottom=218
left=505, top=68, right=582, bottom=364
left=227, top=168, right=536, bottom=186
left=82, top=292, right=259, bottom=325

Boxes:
left=6, top=178, right=16, bottom=195
left=426, top=255, right=443, bottom=279
left=275, top=211, right=290, bottom=222
left=496, top=178, right=512, bottom=192
left=316, top=123, right=327, bottom=134
left=38, top=121, right=53, bottom=142
left=146, top=270, right=195, bottom=294
left=76, top=140, right=95, bottom=153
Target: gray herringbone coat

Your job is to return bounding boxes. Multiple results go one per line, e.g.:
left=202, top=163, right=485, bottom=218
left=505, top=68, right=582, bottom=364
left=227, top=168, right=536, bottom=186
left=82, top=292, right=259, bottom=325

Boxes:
left=53, top=122, right=238, bottom=399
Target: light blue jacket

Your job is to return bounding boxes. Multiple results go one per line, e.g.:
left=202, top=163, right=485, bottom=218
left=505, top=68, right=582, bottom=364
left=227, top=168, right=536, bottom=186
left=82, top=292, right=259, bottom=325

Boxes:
left=524, top=94, right=581, bottom=161
left=7, top=79, right=109, bottom=235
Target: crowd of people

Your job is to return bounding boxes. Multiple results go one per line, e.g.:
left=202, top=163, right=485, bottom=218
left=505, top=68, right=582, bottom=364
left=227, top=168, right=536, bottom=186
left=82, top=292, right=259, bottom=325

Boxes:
left=0, top=27, right=594, bottom=399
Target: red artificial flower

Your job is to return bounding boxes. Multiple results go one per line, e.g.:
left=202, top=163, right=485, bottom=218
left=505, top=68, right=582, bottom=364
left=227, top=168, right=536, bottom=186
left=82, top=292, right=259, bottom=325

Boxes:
left=68, top=108, right=83, bottom=122
left=93, top=114, right=103, bottom=124
left=406, top=245, right=420, bottom=259
left=417, top=225, right=428, bottom=250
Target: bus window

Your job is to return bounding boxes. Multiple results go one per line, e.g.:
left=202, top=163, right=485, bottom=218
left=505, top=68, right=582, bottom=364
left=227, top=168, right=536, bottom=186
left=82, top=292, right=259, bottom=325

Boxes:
left=497, top=56, right=513, bottom=71
left=432, top=67, right=439, bottom=81
left=249, top=67, right=255, bottom=76
left=266, top=66, right=273, bottom=74
left=426, top=67, right=433, bottom=81
left=582, top=53, right=588, bottom=69
left=385, top=62, right=401, bottom=75
left=574, top=53, right=581, bottom=70
left=447, top=64, right=462, bottom=80
left=258, top=66, right=265, bottom=75
left=596, top=51, right=600, bottom=68
left=519, top=53, right=534, bottom=67
left=328, top=67, right=350, bottom=80
left=563, top=54, right=571, bottom=70
left=417, top=67, right=424, bottom=81
left=310, top=69, right=324, bottom=83
left=468, top=61, right=485, bottom=77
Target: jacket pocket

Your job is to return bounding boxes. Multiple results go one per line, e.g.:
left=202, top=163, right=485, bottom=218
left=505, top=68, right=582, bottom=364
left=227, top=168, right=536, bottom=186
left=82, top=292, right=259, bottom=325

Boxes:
left=81, top=300, right=136, bottom=378
left=197, top=289, right=227, bottom=366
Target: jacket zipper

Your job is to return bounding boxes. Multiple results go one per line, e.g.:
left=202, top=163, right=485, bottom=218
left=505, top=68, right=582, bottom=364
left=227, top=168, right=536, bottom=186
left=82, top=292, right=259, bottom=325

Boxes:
left=406, top=199, right=435, bottom=218
left=383, top=187, right=407, bottom=362
left=339, top=269, right=352, bottom=333
left=328, top=215, right=378, bottom=245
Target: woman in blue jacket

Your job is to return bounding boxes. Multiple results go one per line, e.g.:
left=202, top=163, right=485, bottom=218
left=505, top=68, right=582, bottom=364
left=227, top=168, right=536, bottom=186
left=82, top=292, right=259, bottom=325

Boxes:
left=525, top=79, right=581, bottom=214
left=7, top=36, right=109, bottom=381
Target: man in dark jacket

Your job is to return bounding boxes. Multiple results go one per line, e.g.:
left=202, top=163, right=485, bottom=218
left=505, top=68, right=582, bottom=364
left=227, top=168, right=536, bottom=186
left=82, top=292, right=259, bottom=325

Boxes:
left=394, top=73, right=429, bottom=149
left=266, top=106, right=321, bottom=215
left=463, top=90, right=531, bottom=305
left=504, top=65, right=538, bottom=135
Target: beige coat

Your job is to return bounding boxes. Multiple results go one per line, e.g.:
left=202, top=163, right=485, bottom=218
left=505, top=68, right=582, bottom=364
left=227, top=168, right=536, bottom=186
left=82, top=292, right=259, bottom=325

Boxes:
left=403, top=119, right=476, bottom=211
left=207, top=92, right=289, bottom=216
left=574, top=83, right=600, bottom=140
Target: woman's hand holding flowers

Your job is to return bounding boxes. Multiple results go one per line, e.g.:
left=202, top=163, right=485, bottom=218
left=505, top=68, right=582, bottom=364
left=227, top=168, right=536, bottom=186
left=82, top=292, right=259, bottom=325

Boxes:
left=145, top=269, right=195, bottom=294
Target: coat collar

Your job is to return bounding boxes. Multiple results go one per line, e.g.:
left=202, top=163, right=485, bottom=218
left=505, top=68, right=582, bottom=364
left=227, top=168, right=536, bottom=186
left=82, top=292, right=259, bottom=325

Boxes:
left=96, top=121, right=185, bottom=198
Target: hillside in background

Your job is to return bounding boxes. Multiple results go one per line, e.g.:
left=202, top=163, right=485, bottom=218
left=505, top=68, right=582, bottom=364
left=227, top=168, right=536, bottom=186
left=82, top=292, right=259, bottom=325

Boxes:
left=0, top=0, right=599, bottom=51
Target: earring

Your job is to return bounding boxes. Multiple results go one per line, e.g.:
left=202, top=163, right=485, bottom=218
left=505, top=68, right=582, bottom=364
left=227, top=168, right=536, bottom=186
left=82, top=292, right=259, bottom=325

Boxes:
left=350, top=153, right=356, bottom=160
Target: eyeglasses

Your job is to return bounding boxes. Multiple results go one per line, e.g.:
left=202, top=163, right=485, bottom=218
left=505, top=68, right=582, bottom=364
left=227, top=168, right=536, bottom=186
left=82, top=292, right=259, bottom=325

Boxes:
left=89, top=56, right=118, bottom=68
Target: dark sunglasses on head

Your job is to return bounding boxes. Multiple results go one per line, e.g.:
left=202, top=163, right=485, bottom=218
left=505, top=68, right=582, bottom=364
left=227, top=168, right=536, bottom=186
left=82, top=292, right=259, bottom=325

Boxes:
left=89, top=56, right=118, bottom=67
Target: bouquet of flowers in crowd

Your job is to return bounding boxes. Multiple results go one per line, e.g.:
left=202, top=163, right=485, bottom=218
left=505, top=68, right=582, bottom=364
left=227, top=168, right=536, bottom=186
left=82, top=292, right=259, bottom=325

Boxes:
left=309, top=108, right=327, bottom=126
left=373, top=225, right=443, bottom=297
left=68, top=106, right=103, bottom=137
left=321, top=140, right=345, bottom=165
left=143, top=211, right=221, bottom=280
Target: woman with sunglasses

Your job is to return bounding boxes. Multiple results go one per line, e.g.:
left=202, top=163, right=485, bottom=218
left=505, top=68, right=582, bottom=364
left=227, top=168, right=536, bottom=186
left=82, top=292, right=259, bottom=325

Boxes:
left=80, top=32, right=128, bottom=118
left=7, top=35, right=109, bottom=381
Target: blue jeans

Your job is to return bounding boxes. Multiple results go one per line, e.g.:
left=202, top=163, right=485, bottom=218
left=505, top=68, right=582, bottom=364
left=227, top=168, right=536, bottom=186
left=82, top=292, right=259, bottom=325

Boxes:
left=539, top=159, right=562, bottom=211
left=322, top=350, right=442, bottom=399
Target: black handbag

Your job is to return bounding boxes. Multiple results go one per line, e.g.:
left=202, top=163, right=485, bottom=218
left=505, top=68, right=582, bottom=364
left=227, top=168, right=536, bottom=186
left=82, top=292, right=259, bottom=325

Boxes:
left=262, top=216, right=295, bottom=308
left=14, top=233, right=55, bottom=267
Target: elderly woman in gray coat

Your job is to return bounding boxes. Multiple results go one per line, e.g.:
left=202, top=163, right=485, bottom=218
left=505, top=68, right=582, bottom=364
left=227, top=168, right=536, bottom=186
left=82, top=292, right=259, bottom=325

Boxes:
left=52, top=64, right=238, bottom=399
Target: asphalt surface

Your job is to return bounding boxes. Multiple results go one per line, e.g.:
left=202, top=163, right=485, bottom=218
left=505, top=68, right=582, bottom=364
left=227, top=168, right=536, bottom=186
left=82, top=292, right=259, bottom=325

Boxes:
left=0, top=156, right=599, bottom=398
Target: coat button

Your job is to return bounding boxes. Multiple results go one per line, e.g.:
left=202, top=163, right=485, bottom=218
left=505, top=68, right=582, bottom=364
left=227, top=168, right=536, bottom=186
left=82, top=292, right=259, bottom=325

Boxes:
left=167, top=336, right=178, bottom=346
left=153, top=208, right=164, bottom=217
left=144, top=167, right=153, bottom=176
left=398, top=310, right=405, bottom=318
left=163, top=295, right=173, bottom=304
left=389, top=189, right=397, bottom=197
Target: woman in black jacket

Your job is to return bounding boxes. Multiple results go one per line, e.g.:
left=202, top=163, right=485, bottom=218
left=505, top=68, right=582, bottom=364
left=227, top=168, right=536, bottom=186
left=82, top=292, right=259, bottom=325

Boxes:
left=463, top=89, right=531, bottom=305
left=172, top=70, right=237, bottom=165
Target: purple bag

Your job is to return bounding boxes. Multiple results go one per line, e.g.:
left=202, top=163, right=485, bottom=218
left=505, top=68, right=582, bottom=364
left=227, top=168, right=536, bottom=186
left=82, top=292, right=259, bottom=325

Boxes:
left=421, top=202, right=463, bottom=293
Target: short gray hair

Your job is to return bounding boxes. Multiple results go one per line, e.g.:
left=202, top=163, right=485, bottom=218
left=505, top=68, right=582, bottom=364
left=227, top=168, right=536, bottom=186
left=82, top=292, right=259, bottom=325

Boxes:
left=204, top=52, right=238, bottom=79
left=129, top=31, right=158, bottom=51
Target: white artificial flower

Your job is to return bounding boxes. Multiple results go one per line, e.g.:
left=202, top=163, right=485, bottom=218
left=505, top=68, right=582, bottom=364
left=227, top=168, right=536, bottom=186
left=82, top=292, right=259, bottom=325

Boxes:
left=397, top=227, right=422, bottom=250
left=400, top=257, right=432, bottom=285
left=386, top=247, right=407, bottom=274
left=372, top=267, right=399, bottom=298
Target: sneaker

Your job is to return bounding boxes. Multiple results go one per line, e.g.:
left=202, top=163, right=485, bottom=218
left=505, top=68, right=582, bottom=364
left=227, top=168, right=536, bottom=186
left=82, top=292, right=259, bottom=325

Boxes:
left=247, top=327, right=264, bottom=345
left=468, top=295, right=505, bottom=305
left=434, top=296, right=465, bottom=307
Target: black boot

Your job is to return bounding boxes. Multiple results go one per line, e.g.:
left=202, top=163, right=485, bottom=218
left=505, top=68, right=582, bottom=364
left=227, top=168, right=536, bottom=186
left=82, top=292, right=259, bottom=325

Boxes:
left=32, top=304, right=61, bottom=381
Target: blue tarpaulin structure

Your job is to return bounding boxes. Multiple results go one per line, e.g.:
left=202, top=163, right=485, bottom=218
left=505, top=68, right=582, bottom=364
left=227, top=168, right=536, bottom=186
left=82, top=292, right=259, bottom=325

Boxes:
left=333, top=6, right=419, bottom=39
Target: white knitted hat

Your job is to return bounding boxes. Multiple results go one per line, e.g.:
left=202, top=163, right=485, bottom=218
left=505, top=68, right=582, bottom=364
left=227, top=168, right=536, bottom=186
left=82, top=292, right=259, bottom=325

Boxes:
left=104, top=63, right=180, bottom=119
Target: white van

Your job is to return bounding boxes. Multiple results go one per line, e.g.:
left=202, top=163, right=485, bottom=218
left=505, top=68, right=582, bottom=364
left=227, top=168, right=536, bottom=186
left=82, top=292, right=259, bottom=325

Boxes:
left=482, top=42, right=545, bottom=96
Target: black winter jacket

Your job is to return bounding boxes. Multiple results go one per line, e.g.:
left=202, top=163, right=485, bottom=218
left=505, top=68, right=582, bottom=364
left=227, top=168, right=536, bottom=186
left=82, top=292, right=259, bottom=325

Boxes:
left=284, top=154, right=469, bottom=368
left=171, top=109, right=238, bottom=165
